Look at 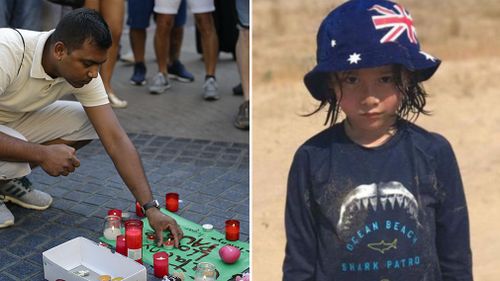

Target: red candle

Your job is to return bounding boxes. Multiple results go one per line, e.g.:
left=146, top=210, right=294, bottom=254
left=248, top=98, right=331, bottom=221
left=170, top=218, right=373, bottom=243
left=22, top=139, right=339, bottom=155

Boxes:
left=153, top=252, right=169, bottom=278
left=225, top=219, right=240, bottom=241
left=165, top=193, right=179, bottom=212
left=135, top=201, right=144, bottom=217
left=125, top=219, right=143, bottom=263
left=108, top=209, right=122, bottom=218
left=115, top=234, right=127, bottom=256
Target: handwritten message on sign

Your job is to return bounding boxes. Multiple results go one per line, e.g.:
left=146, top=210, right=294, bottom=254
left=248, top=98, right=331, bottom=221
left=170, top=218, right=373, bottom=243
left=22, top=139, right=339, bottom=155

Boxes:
left=100, top=209, right=249, bottom=280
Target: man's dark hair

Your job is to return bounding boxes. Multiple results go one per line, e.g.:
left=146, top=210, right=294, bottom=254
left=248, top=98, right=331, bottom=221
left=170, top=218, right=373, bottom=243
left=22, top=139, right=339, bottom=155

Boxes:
left=51, top=8, right=112, bottom=52
left=306, top=65, right=431, bottom=126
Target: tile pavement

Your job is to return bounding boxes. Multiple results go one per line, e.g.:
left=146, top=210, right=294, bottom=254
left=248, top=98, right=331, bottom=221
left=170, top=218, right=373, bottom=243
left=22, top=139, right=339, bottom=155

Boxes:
left=0, top=134, right=248, bottom=280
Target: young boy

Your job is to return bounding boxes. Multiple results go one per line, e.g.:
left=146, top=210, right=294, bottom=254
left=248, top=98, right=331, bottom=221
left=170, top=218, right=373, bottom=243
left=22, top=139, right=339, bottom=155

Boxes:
left=283, top=0, right=473, bottom=280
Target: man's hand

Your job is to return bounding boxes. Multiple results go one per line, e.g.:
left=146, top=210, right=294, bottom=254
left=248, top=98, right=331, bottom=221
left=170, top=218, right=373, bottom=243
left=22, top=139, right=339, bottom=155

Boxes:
left=39, top=144, right=80, bottom=176
left=146, top=208, right=184, bottom=247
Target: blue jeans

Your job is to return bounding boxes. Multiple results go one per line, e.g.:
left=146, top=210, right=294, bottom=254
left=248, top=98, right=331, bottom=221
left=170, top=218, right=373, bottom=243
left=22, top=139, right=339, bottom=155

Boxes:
left=0, top=0, right=42, bottom=30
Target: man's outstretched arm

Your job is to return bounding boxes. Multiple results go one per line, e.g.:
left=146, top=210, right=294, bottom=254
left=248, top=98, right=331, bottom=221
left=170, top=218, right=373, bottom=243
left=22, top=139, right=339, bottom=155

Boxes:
left=84, top=104, right=183, bottom=247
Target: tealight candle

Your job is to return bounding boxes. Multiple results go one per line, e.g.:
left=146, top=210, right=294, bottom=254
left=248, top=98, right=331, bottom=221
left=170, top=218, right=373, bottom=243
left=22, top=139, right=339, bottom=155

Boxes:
left=165, top=192, right=179, bottom=212
left=194, top=262, right=216, bottom=281
left=153, top=251, right=169, bottom=278
left=103, top=215, right=122, bottom=241
left=225, top=219, right=240, bottom=241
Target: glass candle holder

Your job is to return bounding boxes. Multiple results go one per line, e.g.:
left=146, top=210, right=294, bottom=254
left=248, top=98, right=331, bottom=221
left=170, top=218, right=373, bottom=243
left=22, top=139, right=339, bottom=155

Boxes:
left=194, top=262, right=216, bottom=281
left=153, top=251, right=169, bottom=278
left=115, top=234, right=127, bottom=256
left=135, top=201, right=144, bottom=217
left=125, top=219, right=143, bottom=263
left=225, top=219, right=240, bottom=241
left=165, top=192, right=179, bottom=212
left=103, top=215, right=122, bottom=241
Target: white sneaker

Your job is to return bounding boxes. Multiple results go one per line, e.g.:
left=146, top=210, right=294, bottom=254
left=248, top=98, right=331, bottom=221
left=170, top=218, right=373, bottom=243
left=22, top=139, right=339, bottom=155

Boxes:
left=203, top=77, right=219, bottom=100
left=0, top=201, right=14, bottom=228
left=0, top=177, right=52, bottom=210
left=149, top=72, right=171, bottom=95
left=108, top=93, right=128, bottom=108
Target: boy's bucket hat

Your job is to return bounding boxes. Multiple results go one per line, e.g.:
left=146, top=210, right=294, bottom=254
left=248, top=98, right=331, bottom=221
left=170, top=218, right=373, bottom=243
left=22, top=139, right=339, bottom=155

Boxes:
left=304, top=0, right=440, bottom=101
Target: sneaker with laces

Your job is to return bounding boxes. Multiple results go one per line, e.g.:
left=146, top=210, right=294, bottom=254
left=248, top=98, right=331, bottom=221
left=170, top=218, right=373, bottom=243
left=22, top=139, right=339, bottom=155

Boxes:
left=0, top=201, right=14, bottom=228
left=0, top=177, right=52, bottom=210
left=168, top=60, right=195, bottom=83
left=149, top=72, right=171, bottom=95
left=203, top=77, right=219, bottom=100
left=234, top=101, right=249, bottom=130
left=130, top=62, right=147, bottom=86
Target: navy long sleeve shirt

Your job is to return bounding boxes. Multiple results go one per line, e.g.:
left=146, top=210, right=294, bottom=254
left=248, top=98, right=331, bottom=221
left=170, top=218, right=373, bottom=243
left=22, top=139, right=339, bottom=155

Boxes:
left=283, top=120, right=473, bottom=281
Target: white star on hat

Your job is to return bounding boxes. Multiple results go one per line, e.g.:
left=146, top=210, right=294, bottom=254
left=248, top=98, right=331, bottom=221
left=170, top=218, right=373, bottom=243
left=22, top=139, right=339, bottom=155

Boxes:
left=419, top=51, right=436, bottom=62
left=348, top=53, right=361, bottom=64
left=331, top=39, right=336, bottom=47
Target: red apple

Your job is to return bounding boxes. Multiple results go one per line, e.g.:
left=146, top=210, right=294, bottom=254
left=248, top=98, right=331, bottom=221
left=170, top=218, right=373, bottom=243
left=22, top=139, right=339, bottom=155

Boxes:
left=219, top=245, right=241, bottom=264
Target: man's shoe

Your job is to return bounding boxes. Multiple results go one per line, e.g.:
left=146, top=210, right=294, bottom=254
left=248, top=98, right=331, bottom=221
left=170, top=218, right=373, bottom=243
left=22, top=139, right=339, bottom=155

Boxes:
left=130, top=62, right=146, bottom=86
left=0, top=177, right=52, bottom=210
left=168, top=60, right=195, bottom=83
left=149, top=72, right=171, bottom=95
left=234, top=101, right=249, bottom=130
left=232, top=83, right=243, bottom=96
left=108, top=93, right=128, bottom=108
left=0, top=201, right=14, bottom=228
left=203, top=77, right=219, bottom=101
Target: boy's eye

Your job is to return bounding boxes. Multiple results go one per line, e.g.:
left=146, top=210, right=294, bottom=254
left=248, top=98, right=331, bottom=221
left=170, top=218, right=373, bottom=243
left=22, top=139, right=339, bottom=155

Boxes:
left=379, top=75, right=395, bottom=83
left=344, top=76, right=358, bottom=84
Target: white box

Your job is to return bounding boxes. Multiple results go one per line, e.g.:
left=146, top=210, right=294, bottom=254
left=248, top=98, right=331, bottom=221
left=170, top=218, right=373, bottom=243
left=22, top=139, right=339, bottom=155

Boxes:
left=42, top=236, right=147, bottom=281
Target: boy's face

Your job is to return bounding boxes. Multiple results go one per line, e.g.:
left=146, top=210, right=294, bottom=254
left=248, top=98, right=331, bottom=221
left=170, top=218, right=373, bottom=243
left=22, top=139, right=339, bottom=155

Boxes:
left=56, top=39, right=108, bottom=88
left=334, top=65, right=402, bottom=132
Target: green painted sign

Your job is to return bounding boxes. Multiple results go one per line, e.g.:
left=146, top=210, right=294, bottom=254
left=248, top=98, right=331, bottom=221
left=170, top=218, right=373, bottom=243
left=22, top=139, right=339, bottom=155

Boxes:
left=100, top=209, right=249, bottom=280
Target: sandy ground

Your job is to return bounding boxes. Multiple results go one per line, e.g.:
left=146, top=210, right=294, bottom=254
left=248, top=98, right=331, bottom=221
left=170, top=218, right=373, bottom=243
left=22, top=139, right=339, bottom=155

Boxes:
left=253, top=0, right=500, bottom=280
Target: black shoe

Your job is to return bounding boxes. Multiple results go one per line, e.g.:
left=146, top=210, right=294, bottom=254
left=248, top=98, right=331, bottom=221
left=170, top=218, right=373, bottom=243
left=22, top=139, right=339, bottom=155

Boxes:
left=232, top=84, right=243, bottom=96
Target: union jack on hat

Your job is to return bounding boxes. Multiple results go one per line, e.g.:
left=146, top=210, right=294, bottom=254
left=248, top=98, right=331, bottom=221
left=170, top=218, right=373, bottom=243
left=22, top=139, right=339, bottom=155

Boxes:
left=304, top=0, right=441, bottom=101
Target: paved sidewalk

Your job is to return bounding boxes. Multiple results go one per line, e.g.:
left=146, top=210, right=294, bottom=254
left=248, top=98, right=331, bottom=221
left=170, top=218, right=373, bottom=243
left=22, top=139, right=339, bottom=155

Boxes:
left=0, top=13, right=249, bottom=281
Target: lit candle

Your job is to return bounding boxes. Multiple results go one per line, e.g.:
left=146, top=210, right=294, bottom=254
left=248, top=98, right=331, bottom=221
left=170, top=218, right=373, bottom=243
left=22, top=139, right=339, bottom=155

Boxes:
left=103, top=215, right=122, bottom=241
left=135, top=202, right=144, bottom=217
left=153, top=252, right=169, bottom=278
left=103, top=226, right=122, bottom=240
left=163, top=237, right=174, bottom=249
left=225, top=219, right=240, bottom=241
left=194, top=262, right=216, bottom=281
left=125, top=219, right=143, bottom=264
left=165, top=192, right=179, bottom=212
left=115, top=235, right=127, bottom=256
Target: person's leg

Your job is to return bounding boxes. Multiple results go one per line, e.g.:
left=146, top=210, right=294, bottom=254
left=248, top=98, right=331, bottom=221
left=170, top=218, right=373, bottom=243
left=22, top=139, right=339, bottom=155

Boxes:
left=190, top=0, right=219, bottom=100
left=12, top=0, right=42, bottom=30
left=193, top=13, right=218, bottom=77
left=0, top=0, right=14, bottom=28
left=234, top=0, right=249, bottom=129
left=84, top=0, right=99, bottom=10
left=150, top=0, right=179, bottom=94
left=0, top=101, right=101, bottom=215
left=128, top=0, right=154, bottom=85
left=167, top=0, right=195, bottom=83
left=96, top=0, right=127, bottom=108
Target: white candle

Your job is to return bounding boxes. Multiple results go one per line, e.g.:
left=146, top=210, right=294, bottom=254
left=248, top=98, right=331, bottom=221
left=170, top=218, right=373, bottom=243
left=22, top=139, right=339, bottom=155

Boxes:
left=103, top=226, right=122, bottom=240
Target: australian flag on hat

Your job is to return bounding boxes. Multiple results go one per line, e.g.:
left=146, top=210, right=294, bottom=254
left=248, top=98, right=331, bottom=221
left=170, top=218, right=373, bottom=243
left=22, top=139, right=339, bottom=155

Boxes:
left=304, top=0, right=441, bottom=101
